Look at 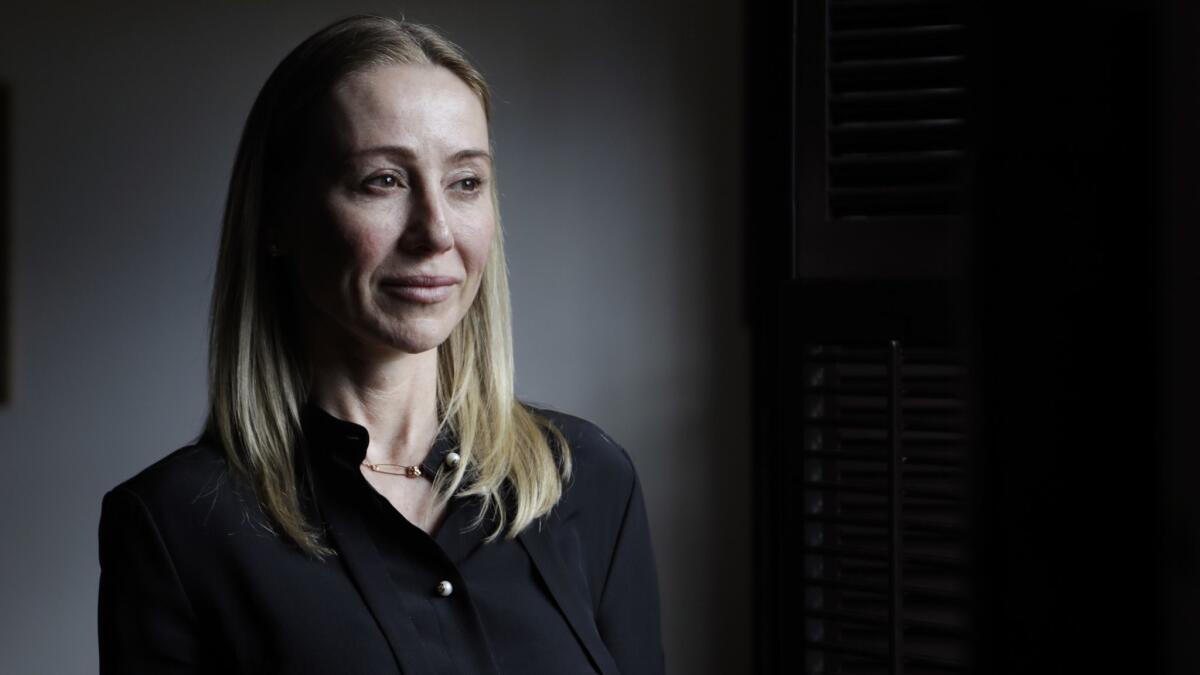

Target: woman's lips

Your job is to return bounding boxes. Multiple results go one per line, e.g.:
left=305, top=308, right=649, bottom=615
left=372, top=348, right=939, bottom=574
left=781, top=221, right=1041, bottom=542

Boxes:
left=379, top=276, right=460, bottom=304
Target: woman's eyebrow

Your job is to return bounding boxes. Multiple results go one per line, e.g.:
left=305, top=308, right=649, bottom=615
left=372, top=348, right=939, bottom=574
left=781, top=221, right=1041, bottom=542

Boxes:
left=449, top=149, right=492, bottom=164
left=344, top=145, right=416, bottom=161
left=345, top=146, right=492, bottom=165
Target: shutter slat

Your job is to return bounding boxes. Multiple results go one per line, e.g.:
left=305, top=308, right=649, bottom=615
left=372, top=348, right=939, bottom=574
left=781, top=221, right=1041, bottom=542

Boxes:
left=806, top=608, right=970, bottom=636
left=806, top=575, right=970, bottom=602
left=833, top=119, right=964, bottom=131
left=830, top=55, right=965, bottom=70
left=831, top=150, right=965, bottom=164
left=832, top=88, right=965, bottom=102
left=831, top=24, right=964, bottom=40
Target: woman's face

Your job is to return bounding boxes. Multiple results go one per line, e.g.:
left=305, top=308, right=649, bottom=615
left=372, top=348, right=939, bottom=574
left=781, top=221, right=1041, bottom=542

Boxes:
left=285, top=63, right=495, bottom=357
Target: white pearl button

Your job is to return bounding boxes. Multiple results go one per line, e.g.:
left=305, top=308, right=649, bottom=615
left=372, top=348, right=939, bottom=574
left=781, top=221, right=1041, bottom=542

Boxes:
left=444, top=452, right=461, bottom=468
left=436, top=580, right=454, bottom=597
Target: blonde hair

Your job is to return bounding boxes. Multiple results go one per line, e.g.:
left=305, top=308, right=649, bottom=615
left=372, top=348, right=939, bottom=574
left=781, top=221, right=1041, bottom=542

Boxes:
left=204, top=15, right=571, bottom=558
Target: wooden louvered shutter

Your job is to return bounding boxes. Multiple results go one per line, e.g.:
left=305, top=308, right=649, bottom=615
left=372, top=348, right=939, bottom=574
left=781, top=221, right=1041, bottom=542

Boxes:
left=748, top=0, right=977, bottom=673
left=752, top=0, right=1172, bottom=672
left=827, top=2, right=967, bottom=222
left=794, top=0, right=969, bottom=279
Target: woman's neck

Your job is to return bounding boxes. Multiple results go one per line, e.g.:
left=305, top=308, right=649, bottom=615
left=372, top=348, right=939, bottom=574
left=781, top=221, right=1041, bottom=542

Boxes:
left=307, top=336, right=442, bottom=467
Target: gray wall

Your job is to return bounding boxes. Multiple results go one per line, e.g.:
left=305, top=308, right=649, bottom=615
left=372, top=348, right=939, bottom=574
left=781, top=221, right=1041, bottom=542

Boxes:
left=0, top=1, right=748, bottom=673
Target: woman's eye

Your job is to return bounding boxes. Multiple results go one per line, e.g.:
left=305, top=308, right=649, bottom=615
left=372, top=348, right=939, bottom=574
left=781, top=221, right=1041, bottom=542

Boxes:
left=455, top=177, right=484, bottom=193
left=363, top=173, right=402, bottom=190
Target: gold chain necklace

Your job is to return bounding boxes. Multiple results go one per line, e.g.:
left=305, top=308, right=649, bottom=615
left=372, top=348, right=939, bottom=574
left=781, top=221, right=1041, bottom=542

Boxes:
left=361, top=451, right=460, bottom=478
left=360, top=461, right=424, bottom=478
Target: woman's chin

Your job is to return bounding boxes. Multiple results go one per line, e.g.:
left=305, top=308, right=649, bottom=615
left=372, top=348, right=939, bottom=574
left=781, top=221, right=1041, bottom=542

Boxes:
left=371, top=322, right=453, bottom=356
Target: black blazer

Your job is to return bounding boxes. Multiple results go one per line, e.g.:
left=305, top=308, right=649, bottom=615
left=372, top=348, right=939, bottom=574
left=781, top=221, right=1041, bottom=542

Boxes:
left=98, top=407, right=664, bottom=674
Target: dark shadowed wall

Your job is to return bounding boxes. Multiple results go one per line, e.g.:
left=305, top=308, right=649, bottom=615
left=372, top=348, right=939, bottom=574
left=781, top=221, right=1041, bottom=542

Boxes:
left=0, top=2, right=749, bottom=673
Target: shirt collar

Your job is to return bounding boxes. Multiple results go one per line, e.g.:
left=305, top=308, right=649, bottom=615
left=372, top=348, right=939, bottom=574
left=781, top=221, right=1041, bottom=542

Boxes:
left=300, top=399, right=459, bottom=480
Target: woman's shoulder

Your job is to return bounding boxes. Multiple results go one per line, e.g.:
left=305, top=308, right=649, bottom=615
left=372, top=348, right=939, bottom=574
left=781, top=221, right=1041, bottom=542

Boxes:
left=108, top=440, right=228, bottom=501
left=101, top=440, right=257, bottom=536
left=528, top=405, right=635, bottom=471
left=524, top=404, right=644, bottom=515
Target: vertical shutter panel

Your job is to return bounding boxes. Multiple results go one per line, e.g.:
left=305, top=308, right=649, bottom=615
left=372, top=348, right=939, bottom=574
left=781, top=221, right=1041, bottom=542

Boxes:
left=750, top=0, right=979, bottom=671
left=827, top=0, right=968, bottom=225
left=801, top=342, right=971, bottom=673
left=796, top=0, right=970, bottom=279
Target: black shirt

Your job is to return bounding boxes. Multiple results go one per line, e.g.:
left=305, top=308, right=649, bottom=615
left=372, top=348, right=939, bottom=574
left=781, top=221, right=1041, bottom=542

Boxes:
left=304, top=402, right=608, bottom=674
left=98, top=403, right=665, bottom=675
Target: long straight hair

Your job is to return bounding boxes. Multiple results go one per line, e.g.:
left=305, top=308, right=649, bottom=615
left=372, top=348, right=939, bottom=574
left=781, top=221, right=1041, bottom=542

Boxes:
left=205, top=15, right=571, bottom=558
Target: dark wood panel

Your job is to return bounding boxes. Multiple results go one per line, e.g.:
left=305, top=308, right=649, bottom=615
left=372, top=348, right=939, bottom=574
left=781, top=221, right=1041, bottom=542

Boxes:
left=1, top=82, right=9, bottom=405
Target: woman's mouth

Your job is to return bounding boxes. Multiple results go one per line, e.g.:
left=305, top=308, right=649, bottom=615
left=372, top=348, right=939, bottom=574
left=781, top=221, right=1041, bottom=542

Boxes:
left=379, top=276, right=460, bottom=304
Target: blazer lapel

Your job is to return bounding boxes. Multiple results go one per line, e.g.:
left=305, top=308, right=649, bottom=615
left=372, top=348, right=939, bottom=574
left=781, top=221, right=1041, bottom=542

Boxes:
left=311, top=470, right=435, bottom=675
left=518, top=521, right=621, bottom=675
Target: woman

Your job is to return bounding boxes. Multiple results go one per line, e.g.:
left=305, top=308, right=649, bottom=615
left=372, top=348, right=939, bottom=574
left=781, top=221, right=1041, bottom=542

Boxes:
left=98, top=15, right=664, bottom=675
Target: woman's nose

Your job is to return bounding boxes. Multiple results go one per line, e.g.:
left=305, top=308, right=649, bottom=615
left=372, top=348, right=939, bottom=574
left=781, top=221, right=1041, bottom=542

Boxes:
left=399, top=179, right=453, bottom=254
